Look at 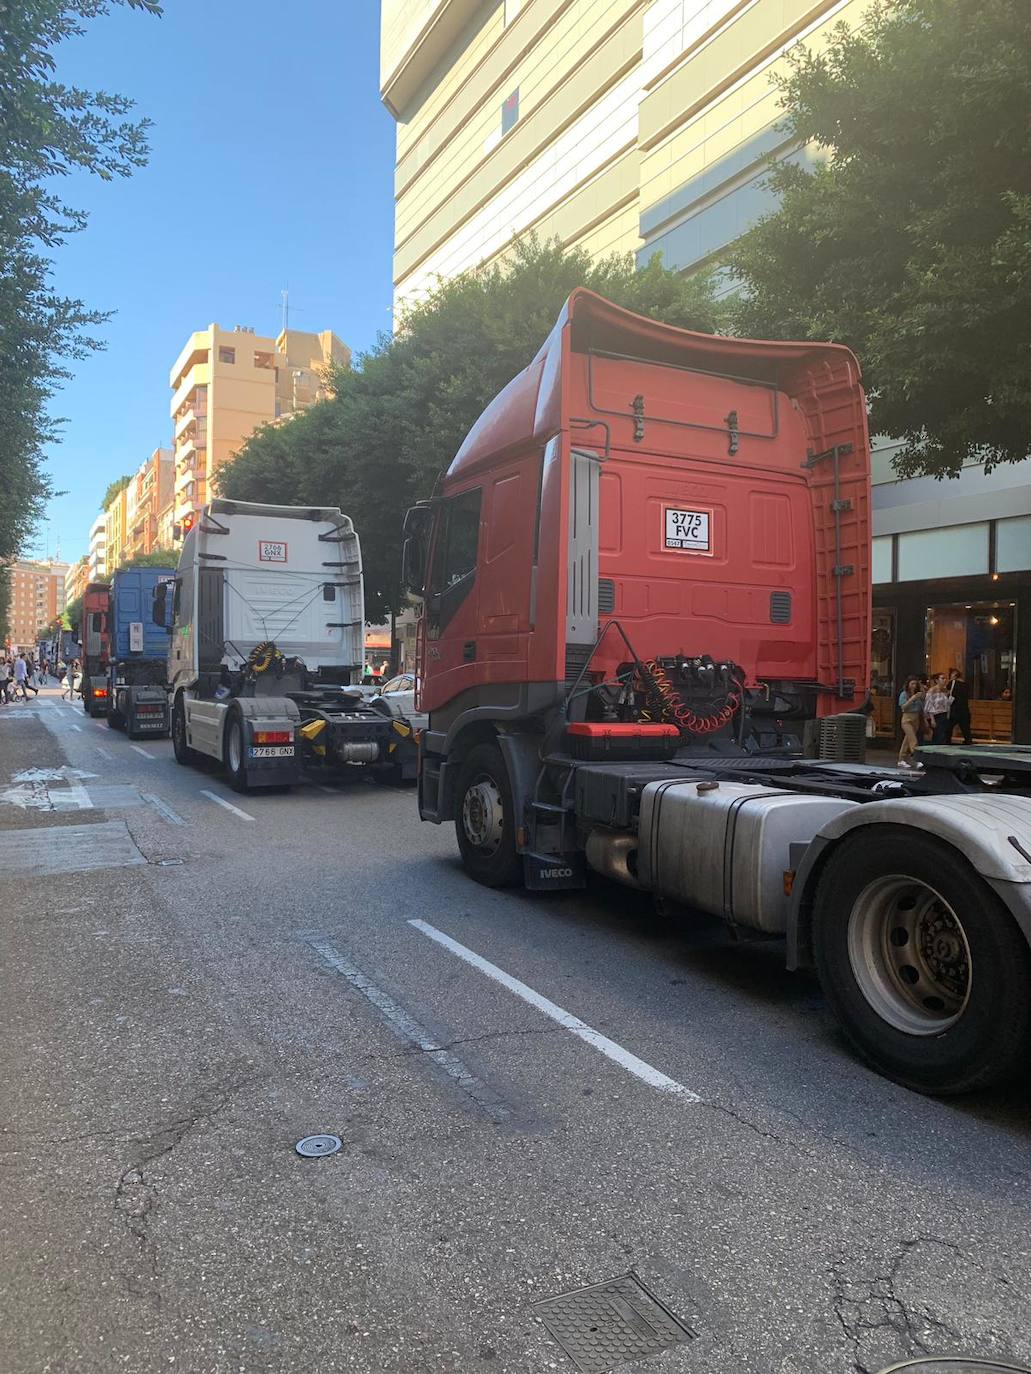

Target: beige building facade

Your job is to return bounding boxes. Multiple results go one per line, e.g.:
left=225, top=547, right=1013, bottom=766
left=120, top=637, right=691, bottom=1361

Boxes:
left=169, top=324, right=351, bottom=529
left=381, top=0, right=864, bottom=307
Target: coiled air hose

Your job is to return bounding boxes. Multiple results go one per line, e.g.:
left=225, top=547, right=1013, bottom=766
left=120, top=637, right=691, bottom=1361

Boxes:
left=641, top=659, right=740, bottom=736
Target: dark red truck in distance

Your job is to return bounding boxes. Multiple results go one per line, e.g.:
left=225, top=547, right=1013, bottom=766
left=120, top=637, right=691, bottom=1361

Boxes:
left=402, top=290, right=1031, bottom=1096
left=80, top=581, right=112, bottom=717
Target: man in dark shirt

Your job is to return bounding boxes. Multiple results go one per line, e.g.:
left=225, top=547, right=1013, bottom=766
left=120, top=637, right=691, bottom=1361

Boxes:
left=947, top=668, right=973, bottom=745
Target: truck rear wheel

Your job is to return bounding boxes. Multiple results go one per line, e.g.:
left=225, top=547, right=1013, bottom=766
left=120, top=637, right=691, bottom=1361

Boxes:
left=454, top=742, right=521, bottom=888
left=812, top=828, right=1031, bottom=1095
left=224, top=710, right=249, bottom=792
left=171, top=695, right=194, bottom=766
left=107, top=695, right=124, bottom=731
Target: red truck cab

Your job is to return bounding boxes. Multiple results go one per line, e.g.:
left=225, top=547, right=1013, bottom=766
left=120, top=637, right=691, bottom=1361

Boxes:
left=81, top=582, right=112, bottom=717
left=403, top=290, right=871, bottom=885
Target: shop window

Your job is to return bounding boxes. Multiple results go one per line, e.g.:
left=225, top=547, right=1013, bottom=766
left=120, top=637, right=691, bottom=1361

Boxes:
left=925, top=601, right=1016, bottom=742
left=996, top=514, right=1031, bottom=573
left=897, top=522, right=988, bottom=581
left=218, top=346, right=236, bottom=364
left=254, top=351, right=274, bottom=369
left=871, top=536, right=893, bottom=585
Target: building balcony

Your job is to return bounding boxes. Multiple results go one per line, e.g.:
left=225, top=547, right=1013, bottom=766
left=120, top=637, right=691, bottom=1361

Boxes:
left=170, top=362, right=210, bottom=418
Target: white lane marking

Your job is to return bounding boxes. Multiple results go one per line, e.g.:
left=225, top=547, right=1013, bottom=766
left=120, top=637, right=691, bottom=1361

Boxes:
left=141, top=793, right=186, bottom=826
left=95, top=746, right=112, bottom=760
left=308, top=939, right=510, bottom=1121
left=130, top=745, right=155, bottom=759
left=199, top=789, right=254, bottom=821
left=64, top=780, right=92, bottom=810
left=409, top=919, right=700, bottom=1101
left=317, top=785, right=337, bottom=794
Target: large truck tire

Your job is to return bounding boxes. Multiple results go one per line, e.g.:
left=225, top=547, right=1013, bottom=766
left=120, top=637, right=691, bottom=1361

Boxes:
left=454, top=742, right=521, bottom=888
left=812, top=827, right=1031, bottom=1095
left=107, top=694, right=124, bottom=731
left=224, top=708, right=250, bottom=792
left=171, top=694, right=195, bottom=767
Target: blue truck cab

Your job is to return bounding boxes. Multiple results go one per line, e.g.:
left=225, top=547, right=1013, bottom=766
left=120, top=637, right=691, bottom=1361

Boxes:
left=107, top=566, right=175, bottom=738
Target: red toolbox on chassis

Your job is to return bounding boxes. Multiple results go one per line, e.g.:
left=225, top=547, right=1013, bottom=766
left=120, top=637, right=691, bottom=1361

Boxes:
left=566, top=722, right=681, bottom=761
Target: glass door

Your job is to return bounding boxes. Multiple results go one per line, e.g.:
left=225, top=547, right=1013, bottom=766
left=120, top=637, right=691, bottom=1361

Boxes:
left=870, top=608, right=896, bottom=737
left=924, top=601, right=1016, bottom=742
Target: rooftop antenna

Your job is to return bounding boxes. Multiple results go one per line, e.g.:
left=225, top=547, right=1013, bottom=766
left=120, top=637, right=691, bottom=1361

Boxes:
left=281, top=287, right=289, bottom=335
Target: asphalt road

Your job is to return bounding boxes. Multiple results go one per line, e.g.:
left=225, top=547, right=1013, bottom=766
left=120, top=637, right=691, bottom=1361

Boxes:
left=2, top=685, right=1030, bottom=1374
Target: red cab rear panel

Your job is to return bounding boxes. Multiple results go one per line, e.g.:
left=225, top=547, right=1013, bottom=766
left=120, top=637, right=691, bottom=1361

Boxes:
left=420, top=291, right=870, bottom=722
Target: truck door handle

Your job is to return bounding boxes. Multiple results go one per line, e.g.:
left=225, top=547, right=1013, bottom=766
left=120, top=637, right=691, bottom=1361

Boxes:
left=462, top=640, right=476, bottom=661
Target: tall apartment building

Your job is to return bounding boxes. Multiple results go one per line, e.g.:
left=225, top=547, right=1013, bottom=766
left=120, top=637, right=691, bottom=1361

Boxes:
left=169, top=324, right=351, bottom=529
left=381, top=0, right=1031, bottom=743
left=65, top=558, right=90, bottom=607
left=105, top=484, right=129, bottom=574
left=124, top=448, right=174, bottom=562
left=88, top=513, right=108, bottom=582
left=8, top=560, right=69, bottom=649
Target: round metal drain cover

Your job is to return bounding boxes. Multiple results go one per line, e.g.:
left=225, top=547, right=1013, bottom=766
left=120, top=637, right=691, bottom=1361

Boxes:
left=295, top=1134, right=342, bottom=1158
left=878, top=1361, right=1031, bottom=1373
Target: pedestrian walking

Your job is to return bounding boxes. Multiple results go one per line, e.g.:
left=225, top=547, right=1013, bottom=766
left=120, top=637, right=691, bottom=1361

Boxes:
left=924, top=672, right=950, bottom=744
left=0, top=657, right=10, bottom=704
left=947, top=667, right=973, bottom=745
left=62, top=658, right=82, bottom=701
left=897, top=676, right=925, bottom=768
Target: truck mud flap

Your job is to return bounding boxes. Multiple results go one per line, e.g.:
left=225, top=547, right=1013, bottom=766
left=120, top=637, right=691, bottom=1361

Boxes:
left=522, top=851, right=587, bottom=891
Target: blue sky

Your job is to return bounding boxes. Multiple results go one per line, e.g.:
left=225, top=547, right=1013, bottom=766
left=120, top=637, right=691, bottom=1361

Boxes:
left=35, top=0, right=395, bottom=564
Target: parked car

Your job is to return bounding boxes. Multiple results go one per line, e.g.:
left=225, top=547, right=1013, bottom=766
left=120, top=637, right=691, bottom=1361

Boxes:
left=370, top=673, right=425, bottom=731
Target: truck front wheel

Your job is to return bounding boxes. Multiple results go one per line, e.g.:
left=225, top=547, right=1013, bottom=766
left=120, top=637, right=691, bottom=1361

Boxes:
left=454, top=742, right=521, bottom=888
left=171, top=695, right=194, bottom=766
left=812, top=829, right=1031, bottom=1095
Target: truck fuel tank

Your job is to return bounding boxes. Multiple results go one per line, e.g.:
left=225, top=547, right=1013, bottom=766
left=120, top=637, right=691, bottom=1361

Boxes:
left=638, top=780, right=857, bottom=933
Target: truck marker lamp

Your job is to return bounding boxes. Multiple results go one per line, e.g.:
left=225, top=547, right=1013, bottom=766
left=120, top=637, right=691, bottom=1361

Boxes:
left=254, top=730, right=293, bottom=745
left=388, top=742, right=397, bottom=754
left=299, top=719, right=327, bottom=741
left=392, top=720, right=412, bottom=738
left=783, top=870, right=795, bottom=896
left=93, top=687, right=108, bottom=698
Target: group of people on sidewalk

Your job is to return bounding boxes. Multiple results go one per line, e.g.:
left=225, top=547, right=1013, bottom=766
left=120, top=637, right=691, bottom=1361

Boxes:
left=897, top=667, right=972, bottom=768
left=0, top=655, right=81, bottom=704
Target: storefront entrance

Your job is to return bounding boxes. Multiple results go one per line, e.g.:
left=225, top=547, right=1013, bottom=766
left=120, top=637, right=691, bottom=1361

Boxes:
left=870, top=596, right=1017, bottom=744
left=925, top=601, right=1015, bottom=742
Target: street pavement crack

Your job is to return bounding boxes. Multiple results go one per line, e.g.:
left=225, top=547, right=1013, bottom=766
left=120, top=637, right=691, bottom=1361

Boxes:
left=830, top=1236, right=968, bottom=1372
left=112, top=1073, right=262, bottom=1306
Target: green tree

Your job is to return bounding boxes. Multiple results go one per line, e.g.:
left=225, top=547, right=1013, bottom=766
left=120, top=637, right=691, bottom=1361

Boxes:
left=727, top=0, right=1031, bottom=478
left=114, top=547, right=177, bottom=570
left=218, top=236, right=724, bottom=619
left=100, top=475, right=132, bottom=510
left=0, top=1, right=160, bottom=567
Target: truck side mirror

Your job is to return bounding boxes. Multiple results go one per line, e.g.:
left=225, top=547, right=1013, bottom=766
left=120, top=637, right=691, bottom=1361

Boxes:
left=152, top=581, right=175, bottom=632
left=401, top=503, right=433, bottom=596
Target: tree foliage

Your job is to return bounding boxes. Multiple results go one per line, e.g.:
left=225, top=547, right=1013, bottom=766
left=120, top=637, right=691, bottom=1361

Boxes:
left=100, top=474, right=132, bottom=510
left=218, top=237, right=725, bottom=619
left=0, top=0, right=160, bottom=565
left=727, top=0, right=1031, bottom=477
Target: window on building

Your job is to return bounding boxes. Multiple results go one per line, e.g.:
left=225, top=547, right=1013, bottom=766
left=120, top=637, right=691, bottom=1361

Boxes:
left=897, top=522, right=989, bottom=581
left=254, top=351, right=274, bottom=369
left=218, top=346, right=236, bottom=364
left=501, top=88, right=519, bottom=136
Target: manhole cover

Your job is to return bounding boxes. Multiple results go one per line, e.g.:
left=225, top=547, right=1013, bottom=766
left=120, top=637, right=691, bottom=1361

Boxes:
left=295, top=1134, right=342, bottom=1158
left=533, top=1272, right=694, bottom=1374
left=878, top=1362, right=1031, bottom=1373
